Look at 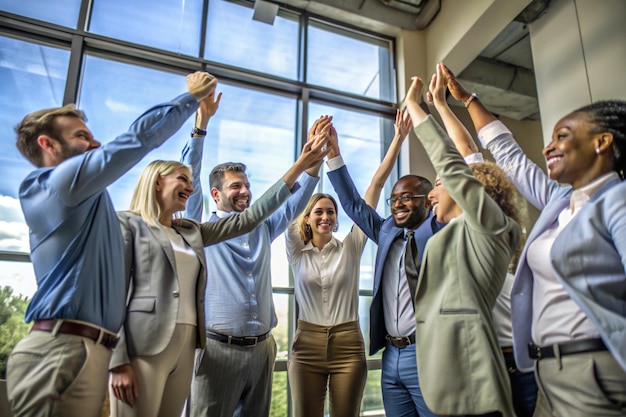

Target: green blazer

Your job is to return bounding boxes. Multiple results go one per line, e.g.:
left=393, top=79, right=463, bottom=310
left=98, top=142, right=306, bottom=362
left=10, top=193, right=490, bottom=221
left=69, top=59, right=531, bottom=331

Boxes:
left=413, top=117, right=520, bottom=416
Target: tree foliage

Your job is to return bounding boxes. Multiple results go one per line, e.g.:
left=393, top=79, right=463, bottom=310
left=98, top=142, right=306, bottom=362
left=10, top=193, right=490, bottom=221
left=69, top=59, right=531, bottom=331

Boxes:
left=0, top=286, right=30, bottom=379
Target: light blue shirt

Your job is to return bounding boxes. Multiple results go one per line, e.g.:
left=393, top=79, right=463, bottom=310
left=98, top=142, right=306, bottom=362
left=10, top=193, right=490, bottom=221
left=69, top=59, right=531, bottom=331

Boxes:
left=181, top=136, right=319, bottom=336
left=22, top=92, right=199, bottom=332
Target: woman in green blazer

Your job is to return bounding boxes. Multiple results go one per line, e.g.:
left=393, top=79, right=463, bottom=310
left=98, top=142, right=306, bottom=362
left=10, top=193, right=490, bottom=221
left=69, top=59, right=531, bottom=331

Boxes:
left=403, top=74, right=522, bottom=416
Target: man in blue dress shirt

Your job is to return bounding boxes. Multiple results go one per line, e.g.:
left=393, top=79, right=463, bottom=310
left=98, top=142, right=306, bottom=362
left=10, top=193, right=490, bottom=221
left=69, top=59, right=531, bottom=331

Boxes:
left=6, top=72, right=216, bottom=417
left=182, top=111, right=327, bottom=417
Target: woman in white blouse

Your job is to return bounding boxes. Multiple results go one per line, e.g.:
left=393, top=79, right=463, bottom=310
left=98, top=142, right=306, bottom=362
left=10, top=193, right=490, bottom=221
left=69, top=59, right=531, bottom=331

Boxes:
left=286, top=110, right=411, bottom=417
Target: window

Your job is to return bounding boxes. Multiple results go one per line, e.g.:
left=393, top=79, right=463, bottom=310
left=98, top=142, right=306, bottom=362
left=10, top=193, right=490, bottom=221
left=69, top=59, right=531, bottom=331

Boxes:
left=0, top=35, right=70, bottom=252
left=0, top=0, right=81, bottom=28
left=205, top=0, right=299, bottom=79
left=307, top=20, right=396, bottom=101
left=88, top=0, right=203, bottom=56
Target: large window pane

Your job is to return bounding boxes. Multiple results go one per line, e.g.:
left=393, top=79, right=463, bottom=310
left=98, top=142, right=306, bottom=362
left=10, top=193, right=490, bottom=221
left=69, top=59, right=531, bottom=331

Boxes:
left=205, top=0, right=298, bottom=79
left=307, top=21, right=395, bottom=101
left=0, top=0, right=81, bottom=28
left=0, top=36, right=70, bottom=252
left=309, top=102, right=394, bottom=291
left=0, top=260, right=36, bottom=299
left=80, top=56, right=194, bottom=210
left=89, top=0, right=203, bottom=56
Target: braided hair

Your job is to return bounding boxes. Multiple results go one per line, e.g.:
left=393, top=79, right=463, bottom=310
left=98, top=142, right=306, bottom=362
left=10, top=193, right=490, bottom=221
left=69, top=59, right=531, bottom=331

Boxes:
left=574, top=100, right=626, bottom=179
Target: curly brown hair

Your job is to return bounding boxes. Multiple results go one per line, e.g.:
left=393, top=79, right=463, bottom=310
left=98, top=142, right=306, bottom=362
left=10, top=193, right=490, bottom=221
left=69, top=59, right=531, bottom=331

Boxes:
left=469, top=161, right=527, bottom=271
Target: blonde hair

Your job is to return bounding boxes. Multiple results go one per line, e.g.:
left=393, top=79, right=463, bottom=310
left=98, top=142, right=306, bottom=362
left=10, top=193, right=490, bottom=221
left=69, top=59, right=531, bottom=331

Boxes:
left=296, top=193, right=338, bottom=243
left=15, top=104, right=87, bottom=167
left=129, top=160, right=191, bottom=226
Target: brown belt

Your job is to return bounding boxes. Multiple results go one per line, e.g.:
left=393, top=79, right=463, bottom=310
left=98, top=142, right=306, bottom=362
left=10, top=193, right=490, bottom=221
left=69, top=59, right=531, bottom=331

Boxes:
left=385, top=333, right=416, bottom=349
left=32, top=319, right=119, bottom=350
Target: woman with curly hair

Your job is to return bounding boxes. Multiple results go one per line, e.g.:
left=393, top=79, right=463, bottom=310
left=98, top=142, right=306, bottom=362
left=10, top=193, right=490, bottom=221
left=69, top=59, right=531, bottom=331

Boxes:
left=403, top=72, right=522, bottom=416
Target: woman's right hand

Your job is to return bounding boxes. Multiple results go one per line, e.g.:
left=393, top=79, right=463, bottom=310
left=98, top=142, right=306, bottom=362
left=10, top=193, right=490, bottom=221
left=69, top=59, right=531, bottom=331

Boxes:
left=110, top=363, right=139, bottom=407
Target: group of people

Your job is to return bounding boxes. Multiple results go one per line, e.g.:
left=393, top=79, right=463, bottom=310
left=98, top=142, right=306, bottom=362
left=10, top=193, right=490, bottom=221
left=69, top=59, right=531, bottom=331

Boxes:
left=4, top=63, right=626, bottom=417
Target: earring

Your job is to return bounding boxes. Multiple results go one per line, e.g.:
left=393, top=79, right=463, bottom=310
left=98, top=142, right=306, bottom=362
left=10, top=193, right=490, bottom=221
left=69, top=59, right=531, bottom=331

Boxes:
left=333, top=222, right=339, bottom=232
left=596, top=147, right=601, bottom=155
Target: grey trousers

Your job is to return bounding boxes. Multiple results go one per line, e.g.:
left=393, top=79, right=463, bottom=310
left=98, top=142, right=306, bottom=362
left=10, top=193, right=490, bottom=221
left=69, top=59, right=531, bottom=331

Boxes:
left=189, top=334, right=277, bottom=417
left=7, top=329, right=111, bottom=417
left=533, top=350, right=626, bottom=417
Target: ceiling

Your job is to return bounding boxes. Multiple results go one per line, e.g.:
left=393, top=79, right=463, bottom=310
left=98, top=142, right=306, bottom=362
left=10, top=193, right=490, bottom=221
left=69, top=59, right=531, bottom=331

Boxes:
left=272, top=0, right=551, bottom=121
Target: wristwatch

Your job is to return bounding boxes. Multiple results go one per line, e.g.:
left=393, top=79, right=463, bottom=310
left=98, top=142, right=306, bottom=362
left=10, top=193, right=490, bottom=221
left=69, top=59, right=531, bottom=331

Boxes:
left=191, top=127, right=207, bottom=137
left=463, top=92, right=478, bottom=108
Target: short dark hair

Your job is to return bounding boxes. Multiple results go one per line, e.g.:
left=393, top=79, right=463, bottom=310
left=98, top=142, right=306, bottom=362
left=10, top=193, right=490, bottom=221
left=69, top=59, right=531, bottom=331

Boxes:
left=571, top=100, right=626, bottom=179
left=397, top=174, right=433, bottom=195
left=209, top=162, right=247, bottom=190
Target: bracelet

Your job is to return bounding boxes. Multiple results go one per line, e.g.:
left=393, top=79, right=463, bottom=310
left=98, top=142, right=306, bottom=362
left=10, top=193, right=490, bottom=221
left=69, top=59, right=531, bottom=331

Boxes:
left=191, top=127, right=207, bottom=137
left=463, top=92, right=478, bottom=108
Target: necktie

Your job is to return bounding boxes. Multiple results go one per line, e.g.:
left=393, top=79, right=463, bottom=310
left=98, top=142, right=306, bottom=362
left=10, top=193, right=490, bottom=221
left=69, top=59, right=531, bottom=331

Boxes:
left=404, top=229, right=419, bottom=301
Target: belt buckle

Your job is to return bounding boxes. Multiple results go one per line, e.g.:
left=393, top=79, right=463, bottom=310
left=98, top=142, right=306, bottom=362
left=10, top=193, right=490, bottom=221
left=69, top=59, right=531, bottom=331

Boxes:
left=528, top=343, right=541, bottom=360
left=243, top=336, right=258, bottom=347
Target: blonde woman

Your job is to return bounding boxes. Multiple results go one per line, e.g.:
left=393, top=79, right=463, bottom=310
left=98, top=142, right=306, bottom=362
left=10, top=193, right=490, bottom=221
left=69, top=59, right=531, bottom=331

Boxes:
left=108, top=124, right=329, bottom=417
left=285, top=111, right=411, bottom=417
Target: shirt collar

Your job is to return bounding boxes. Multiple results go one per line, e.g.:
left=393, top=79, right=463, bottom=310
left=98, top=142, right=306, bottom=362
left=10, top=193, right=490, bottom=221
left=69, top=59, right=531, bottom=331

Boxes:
left=570, top=172, right=619, bottom=212
left=302, top=237, right=340, bottom=252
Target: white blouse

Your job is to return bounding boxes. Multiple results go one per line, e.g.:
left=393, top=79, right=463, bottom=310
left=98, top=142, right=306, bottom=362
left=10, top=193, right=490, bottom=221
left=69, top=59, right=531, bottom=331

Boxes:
left=285, top=222, right=367, bottom=326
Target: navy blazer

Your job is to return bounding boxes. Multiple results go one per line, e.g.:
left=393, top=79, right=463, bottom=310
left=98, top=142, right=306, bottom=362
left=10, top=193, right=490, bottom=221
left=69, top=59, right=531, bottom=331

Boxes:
left=327, top=164, right=440, bottom=355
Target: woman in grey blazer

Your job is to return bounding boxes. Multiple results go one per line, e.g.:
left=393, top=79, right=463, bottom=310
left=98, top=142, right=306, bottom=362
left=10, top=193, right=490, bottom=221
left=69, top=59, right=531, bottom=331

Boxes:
left=403, top=75, right=522, bottom=416
left=444, top=68, right=626, bottom=416
left=108, top=129, right=330, bottom=416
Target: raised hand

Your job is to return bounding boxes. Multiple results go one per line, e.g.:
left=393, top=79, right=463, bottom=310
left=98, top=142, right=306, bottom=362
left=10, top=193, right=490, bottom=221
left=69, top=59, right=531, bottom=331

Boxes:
left=428, top=62, right=449, bottom=107
left=403, top=76, right=424, bottom=109
left=198, top=89, right=222, bottom=119
left=394, top=108, right=412, bottom=141
left=440, top=63, right=472, bottom=103
left=187, top=71, right=217, bottom=101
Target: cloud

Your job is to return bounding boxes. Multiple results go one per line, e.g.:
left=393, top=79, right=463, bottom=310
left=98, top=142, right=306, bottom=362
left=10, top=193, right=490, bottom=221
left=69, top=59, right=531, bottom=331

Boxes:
left=0, top=195, right=28, bottom=252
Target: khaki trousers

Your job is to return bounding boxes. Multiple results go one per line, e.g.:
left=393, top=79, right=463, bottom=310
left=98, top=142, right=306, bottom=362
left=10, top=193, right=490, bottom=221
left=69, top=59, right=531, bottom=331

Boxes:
left=7, top=329, right=112, bottom=417
left=288, top=320, right=367, bottom=417
left=533, top=350, right=626, bottom=417
left=110, top=323, right=196, bottom=417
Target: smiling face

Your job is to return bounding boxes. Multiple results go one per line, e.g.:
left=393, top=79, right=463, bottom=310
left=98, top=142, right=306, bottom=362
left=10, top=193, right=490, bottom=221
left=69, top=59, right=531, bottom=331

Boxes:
left=305, top=197, right=337, bottom=241
left=155, top=167, right=193, bottom=218
left=390, top=176, right=430, bottom=229
left=428, top=176, right=462, bottom=223
left=543, top=111, right=607, bottom=189
left=212, top=171, right=252, bottom=213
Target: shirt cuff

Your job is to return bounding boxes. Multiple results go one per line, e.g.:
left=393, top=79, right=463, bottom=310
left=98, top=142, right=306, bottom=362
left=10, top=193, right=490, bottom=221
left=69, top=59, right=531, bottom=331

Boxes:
left=477, top=120, right=511, bottom=148
left=464, top=153, right=484, bottom=164
left=326, top=155, right=345, bottom=171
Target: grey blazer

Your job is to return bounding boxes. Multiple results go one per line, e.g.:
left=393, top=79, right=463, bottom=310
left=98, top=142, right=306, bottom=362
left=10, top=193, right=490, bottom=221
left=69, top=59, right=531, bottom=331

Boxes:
left=482, top=120, right=626, bottom=373
left=110, top=179, right=291, bottom=368
left=414, top=117, right=520, bottom=416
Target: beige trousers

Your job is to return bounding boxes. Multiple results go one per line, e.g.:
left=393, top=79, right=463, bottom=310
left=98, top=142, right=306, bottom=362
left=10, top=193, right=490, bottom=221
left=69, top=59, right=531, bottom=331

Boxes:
left=533, top=350, right=626, bottom=417
left=7, top=329, right=112, bottom=417
left=109, top=323, right=196, bottom=417
left=288, top=320, right=367, bottom=417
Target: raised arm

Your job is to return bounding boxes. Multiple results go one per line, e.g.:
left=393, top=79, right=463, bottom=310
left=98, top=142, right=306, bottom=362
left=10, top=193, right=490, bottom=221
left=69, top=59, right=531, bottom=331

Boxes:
left=181, top=86, right=222, bottom=222
left=362, top=108, right=411, bottom=208
left=428, top=62, right=480, bottom=158
left=442, top=64, right=561, bottom=209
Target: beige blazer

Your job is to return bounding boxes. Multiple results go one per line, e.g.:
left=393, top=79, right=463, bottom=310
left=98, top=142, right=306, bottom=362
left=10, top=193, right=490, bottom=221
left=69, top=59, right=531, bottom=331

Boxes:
left=110, top=179, right=291, bottom=368
left=413, top=117, right=520, bottom=416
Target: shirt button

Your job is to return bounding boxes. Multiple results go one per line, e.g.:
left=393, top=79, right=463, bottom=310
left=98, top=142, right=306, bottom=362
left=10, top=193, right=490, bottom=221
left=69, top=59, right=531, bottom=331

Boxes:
left=252, top=314, right=257, bottom=319
left=251, top=294, right=256, bottom=299
left=247, top=273, right=252, bottom=277
left=172, top=291, right=180, bottom=298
